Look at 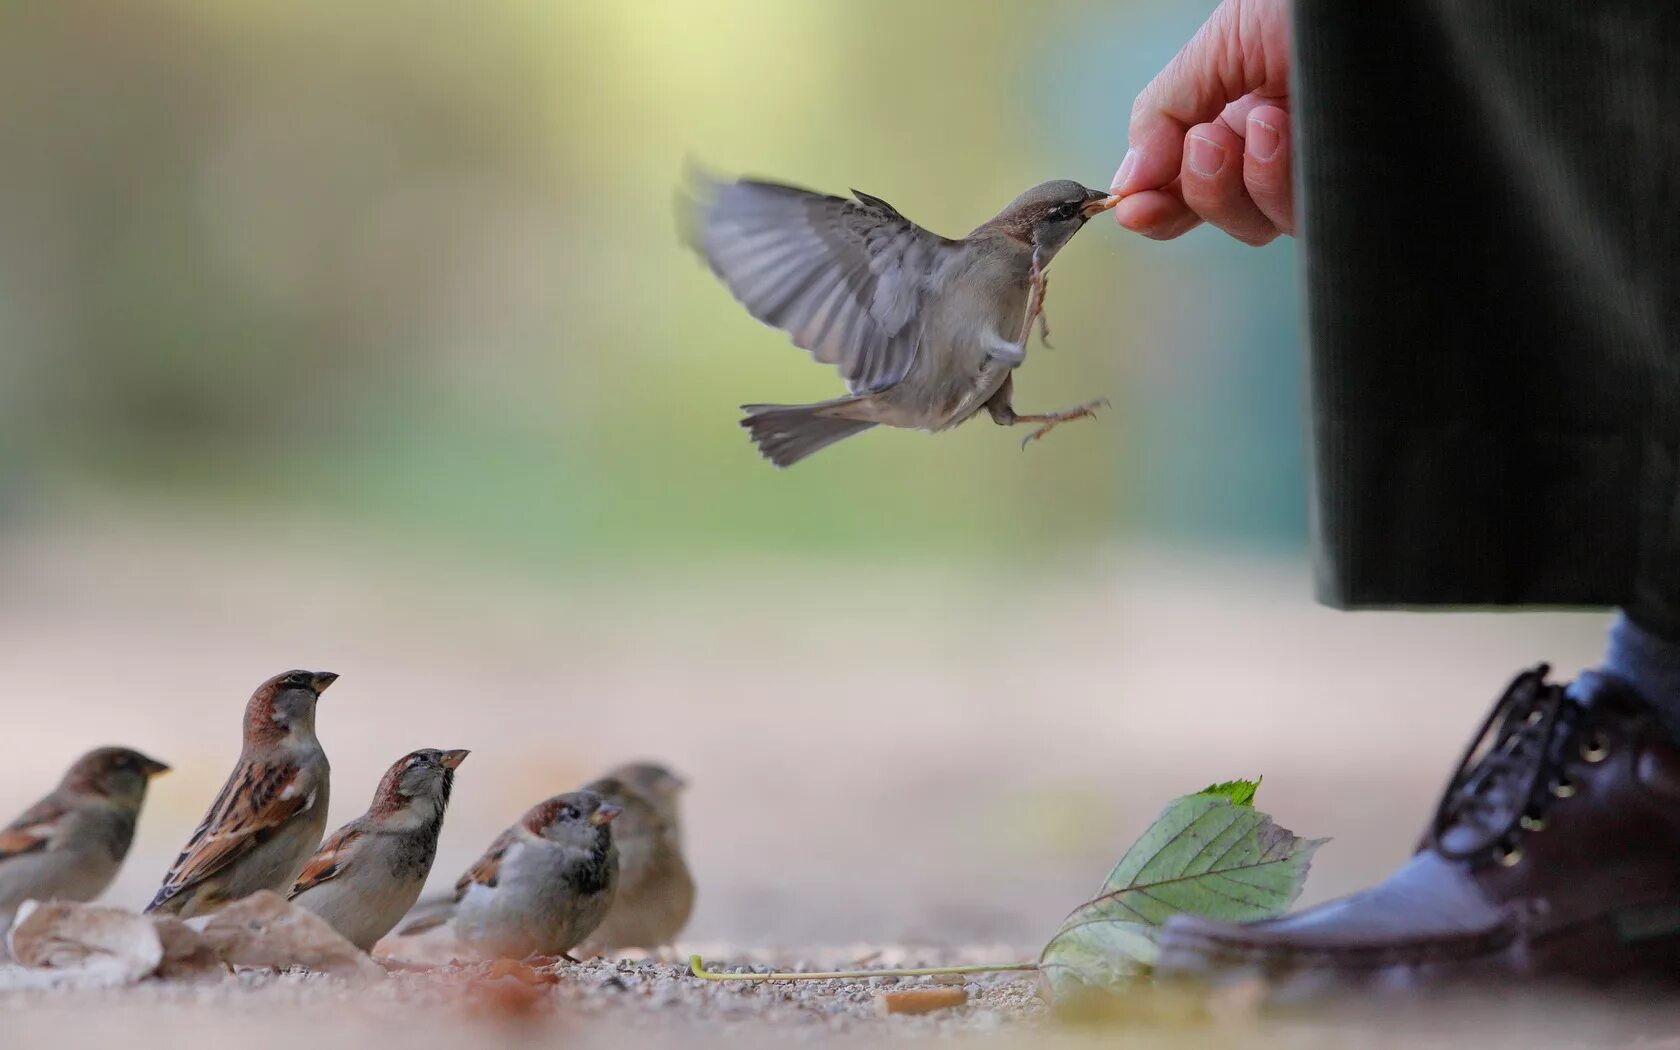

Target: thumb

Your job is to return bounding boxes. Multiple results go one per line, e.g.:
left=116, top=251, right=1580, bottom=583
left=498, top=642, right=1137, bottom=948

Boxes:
left=1114, top=0, right=1290, bottom=195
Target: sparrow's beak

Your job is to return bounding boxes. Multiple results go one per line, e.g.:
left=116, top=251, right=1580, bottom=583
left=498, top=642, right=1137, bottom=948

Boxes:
left=439, top=748, right=470, bottom=770
left=143, top=758, right=172, bottom=778
left=1081, top=194, right=1121, bottom=218
left=310, top=671, right=340, bottom=695
left=590, top=802, right=623, bottom=826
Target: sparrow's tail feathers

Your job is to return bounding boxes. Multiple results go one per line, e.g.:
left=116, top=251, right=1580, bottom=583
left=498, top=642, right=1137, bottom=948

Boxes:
left=740, top=400, right=876, bottom=467
left=395, top=895, right=456, bottom=937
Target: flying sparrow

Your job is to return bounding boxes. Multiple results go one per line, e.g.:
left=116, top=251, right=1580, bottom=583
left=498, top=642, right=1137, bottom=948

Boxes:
left=288, top=747, right=469, bottom=952
left=146, top=669, right=337, bottom=918
left=687, top=175, right=1119, bottom=466
left=578, top=762, right=694, bottom=954
left=0, top=747, right=170, bottom=948
left=404, top=789, right=621, bottom=961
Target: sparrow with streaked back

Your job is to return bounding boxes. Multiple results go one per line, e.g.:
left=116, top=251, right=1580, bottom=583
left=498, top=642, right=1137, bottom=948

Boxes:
left=402, top=789, right=620, bottom=961
left=579, top=762, right=694, bottom=954
left=288, top=747, right=469, bottom=951
left=687, top=175, right=1119, bottom=466
left=0, top=747, right=170, bottom=947
left=146, top=669, right=337, bottom=918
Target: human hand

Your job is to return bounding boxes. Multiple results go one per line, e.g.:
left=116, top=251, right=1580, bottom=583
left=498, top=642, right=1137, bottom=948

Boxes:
left=1112, top=0, right=1294, bottom=245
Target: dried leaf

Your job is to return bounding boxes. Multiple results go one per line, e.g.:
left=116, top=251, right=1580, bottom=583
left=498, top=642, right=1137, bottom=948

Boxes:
left=6, top=901, right=163, bottom=985
left=151, top=915, right=228, bottom=981
left=459, top=960, right=557, bottom=1020
left=199, top=891, right=383, bottom=981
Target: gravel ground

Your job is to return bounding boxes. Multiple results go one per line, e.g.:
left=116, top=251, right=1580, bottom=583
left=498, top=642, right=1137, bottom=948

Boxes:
left=0, top=522, right=1654, bottom=1047
left=7, top=953, right=1680, bottom=1050
left=0, top=951, right=1047, bottom=1047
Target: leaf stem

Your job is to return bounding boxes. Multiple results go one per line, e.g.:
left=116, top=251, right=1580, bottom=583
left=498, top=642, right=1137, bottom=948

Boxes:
left=689, top=956, right=1040, bottom=983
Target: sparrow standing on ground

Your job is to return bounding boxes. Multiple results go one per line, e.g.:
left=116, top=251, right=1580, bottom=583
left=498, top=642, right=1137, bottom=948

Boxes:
left=0, top=748, right=170, bottom=945
left=579, top=762, right=694, bottom=954
left=288, top=748, right=469, bottom=951
left=146, top=670, right=337, bottom=918
left=405, top=789, right=620, bottom=960
left=688, top=175, right=1119, bottom=466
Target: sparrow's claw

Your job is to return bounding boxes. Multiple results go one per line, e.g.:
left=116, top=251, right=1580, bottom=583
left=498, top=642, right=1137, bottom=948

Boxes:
left=1015, top=398, right=1109, bottom=449
left=1026, top=246, right=1053, bottom=347
left=519, top=951, right=579, bottom=968
left=1033, top=273, right=1053, bottom=347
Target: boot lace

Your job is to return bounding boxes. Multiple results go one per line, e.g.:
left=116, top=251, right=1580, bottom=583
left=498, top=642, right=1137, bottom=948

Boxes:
left=1426, top=665, right=1593, bottom=865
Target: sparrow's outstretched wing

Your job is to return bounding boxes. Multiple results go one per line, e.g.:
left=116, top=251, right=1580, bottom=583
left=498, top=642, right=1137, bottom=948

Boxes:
left=687, top=177, right=958, bottom=394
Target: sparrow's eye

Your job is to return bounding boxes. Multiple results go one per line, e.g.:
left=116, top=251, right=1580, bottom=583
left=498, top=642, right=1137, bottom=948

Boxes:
left=1049, top=201, right=1079, bottom=222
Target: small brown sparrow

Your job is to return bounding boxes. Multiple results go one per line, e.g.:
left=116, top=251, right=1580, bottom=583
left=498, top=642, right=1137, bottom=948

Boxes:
left=288, top=748, right=469, bottom=951
left=579, top=762, right=694, bottom=954
left=146, top=670, right=338, bottom=918
left=688, top=175, right=1119, bottom=466
left=0, top=748, right=170, bottom=946
left=404, top=790, right=621, bottom=960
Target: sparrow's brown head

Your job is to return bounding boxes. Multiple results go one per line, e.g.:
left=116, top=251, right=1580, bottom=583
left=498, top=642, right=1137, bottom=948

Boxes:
left=525, top=789, right=622, bottom=850
left=62, top=746, right=170, bottom=802
left=370, top=746, right=468, bottom=818
left=983, top=180, right=1118, bottom=260
left=245, top=669, right=337, bottom=747
left=590, top=761, right=687, bottom=835
left=599, top=761, right=686, bottom=804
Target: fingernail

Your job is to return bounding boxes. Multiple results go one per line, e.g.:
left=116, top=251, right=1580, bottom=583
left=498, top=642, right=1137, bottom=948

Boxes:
left=1187, top=135, right=1225, bottom=178
left=1248, top=116, right=1280, bottom=161
left=1112, top=149, right=1136, bottom=193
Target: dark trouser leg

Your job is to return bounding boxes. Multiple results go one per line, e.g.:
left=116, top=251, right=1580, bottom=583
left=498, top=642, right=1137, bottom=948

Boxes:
left=1299, top=3, right=1680, bottom=632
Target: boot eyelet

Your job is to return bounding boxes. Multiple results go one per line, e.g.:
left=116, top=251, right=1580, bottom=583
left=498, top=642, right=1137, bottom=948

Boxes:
left=1549, top=775, right=1579, bottom=799
left=1495, top=842, right=1524, bottom=867
left=1518, top=811, right=1547, bottom=832
left=1579, top=731, right=1611, bottom=764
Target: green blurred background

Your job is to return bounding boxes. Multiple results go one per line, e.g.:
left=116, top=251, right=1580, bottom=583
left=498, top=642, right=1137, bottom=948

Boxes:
left=0, top=0, right=1306, bottom=571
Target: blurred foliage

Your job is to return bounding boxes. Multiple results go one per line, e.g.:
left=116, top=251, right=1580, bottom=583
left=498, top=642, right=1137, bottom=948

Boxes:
left=0, top=0, right=1305, bottom=569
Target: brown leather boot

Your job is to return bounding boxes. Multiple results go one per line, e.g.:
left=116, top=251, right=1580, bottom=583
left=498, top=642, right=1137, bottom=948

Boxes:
left=1157, top=667, right=1680, bottom=992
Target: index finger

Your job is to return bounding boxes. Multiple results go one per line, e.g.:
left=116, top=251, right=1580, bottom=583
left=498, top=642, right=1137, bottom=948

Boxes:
left=1113, top=0, right=1290, bottom=197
